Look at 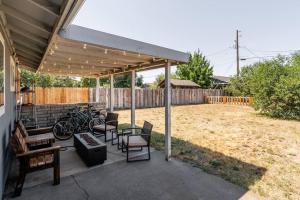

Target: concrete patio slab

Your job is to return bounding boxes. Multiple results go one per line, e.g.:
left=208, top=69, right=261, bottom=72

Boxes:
left=7, top=151, right=259, bottom=200
left=4, top=134, right=154, bottom=195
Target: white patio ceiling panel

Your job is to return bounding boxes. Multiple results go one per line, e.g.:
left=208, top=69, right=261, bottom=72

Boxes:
left=0, top=0, right=84, bottom=71
left=39, top=25, right=189, bottom=77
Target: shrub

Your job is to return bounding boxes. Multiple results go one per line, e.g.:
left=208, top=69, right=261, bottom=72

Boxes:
left=225, top=54, right=300, bottom=120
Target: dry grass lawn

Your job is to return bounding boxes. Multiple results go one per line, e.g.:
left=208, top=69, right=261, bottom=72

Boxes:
left=117, top=104, right=300, bottom=200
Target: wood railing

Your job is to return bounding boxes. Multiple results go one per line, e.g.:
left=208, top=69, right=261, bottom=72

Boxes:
left=205, top=96, right=253, bottom=106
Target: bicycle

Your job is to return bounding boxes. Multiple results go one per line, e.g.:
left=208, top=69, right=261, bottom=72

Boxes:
left=52, top=104, right=104, bottom=140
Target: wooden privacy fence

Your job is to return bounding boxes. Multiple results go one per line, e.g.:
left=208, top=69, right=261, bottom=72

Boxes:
left=22, top=87, right=89, bottom=105
left=22, top=87, right=226, bottom=108
left=89, top=88, right=225, bottom=109
left=206, top=96, right=253, bottom=106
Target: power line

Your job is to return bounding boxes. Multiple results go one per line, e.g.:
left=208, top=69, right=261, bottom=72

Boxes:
left=241, top=47, right=293, bottom=61
left=206, top=47, right=233, bottom=57
left=241, top=47, right=263, bottom=59
left=223, top=60, right=235, bottom=74
left=246, top=49, right=299, bottom=53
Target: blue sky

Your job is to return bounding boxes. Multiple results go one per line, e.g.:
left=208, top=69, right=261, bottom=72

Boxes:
left=72, top=0, right=300, bottom=83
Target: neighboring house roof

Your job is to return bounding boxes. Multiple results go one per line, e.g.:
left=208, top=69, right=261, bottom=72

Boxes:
left=212, top=76, right=230, bottom=84
left=159, top=79, right=200, bottom=88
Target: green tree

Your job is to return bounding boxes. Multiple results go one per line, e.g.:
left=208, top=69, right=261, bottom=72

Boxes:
left=136, top=75, right=144, bottom=87
left=176, top=50, right=214, bottom=88
left=113, top=73, right=144, bottom=88
left=21, top=69, right=36, bottom=87
left=36, top=74, right=54, bottom=88
left=225, top=66, right=254, bottom=96
left=20, top=69, right=144, bottom=89
left=114, top=74, right=131, bottom=88
left=225, top=54, right=300, bottom=119
left=53, top=76, right=79, bottom=87
left=80, top=77, right=96, bottom=87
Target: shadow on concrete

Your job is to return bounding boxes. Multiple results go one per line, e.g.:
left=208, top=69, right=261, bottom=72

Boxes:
left=4, top=123, right=265, bottom=200
left=3, top=132, right=153, bottom=198
left=120, top=123, right=267, bottom=191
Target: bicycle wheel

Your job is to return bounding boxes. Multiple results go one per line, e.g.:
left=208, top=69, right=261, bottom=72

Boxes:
left=52, top=118, right=75, bottom=140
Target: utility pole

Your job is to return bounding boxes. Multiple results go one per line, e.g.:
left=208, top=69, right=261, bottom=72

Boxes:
left=235, top=30, right=240, bottom=76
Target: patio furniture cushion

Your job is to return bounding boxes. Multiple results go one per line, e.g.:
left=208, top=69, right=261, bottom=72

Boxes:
left=122, top=135, right=147, bottom=147
left=29, top=154, right=54, bottom=167
left=93, top=124, right=116, bottom=132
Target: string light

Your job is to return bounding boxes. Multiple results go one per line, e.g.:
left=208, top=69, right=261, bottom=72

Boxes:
left=104, top=49, right=108, bottom=54
left=83, top=44, right=87, bottom=49
left=53, top=63, right=56, bottom=66
left=68, top=57, right=71, bottom=61
left=85, top=60, right=89, bottom=64
left=54, top=43, right=58, bottom=49
left=123, top=51, right=126, bottom=56
left=138, top=53, right=141, bottom=57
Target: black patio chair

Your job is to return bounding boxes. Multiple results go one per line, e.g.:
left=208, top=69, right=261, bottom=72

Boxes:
left=121, top=121, right=153, bottom=162
left=90, top=112, right=118, bottom=143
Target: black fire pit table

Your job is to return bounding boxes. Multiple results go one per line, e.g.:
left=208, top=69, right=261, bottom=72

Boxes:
left=74, top=132, right=107, bottom=166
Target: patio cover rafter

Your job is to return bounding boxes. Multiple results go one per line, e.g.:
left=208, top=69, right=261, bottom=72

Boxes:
left=39, top=24, right=189, bottom=77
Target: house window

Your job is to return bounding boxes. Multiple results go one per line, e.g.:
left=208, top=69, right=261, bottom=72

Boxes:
left=0, top=32, right=5, bottom=116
